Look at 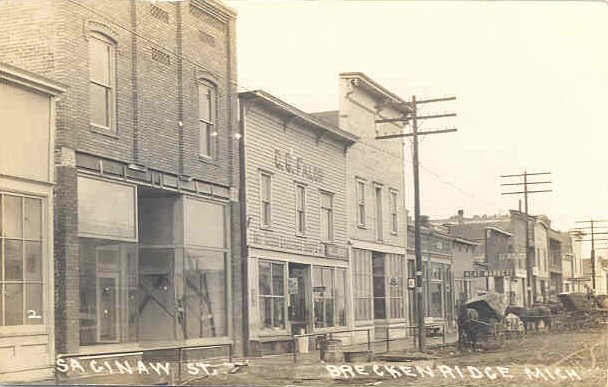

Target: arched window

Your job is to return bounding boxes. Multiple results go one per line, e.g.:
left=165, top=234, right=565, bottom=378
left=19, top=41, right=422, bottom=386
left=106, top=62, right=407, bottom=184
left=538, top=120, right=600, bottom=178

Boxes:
left=198, top=80, right=217, bottom=158
left=89, top=32, right=116, bottom=133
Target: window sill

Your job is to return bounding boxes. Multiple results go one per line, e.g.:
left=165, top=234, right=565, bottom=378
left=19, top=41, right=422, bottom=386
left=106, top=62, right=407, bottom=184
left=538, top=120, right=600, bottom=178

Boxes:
left=199, top=155, right=219, bottom=165
left=260, top=225, right=273, bottom=231
left=295, top=233, right=307, bottom=238
left=91, top=124, right=119, bottom=139
left=357, top=224, right=367, bottom=229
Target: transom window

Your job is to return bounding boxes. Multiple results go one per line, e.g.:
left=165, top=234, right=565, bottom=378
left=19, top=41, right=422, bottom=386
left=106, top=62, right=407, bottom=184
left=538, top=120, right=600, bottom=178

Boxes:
left=89, top=33, right=115, bottom=132
left=199, top=82, right=217, bottom=158
left=0, top=193, right=44, bottom=326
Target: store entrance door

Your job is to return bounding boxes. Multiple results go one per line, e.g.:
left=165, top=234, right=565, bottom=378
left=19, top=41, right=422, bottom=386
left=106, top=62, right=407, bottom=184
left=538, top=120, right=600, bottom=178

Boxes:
left=288, top=263, right=310, bottom=335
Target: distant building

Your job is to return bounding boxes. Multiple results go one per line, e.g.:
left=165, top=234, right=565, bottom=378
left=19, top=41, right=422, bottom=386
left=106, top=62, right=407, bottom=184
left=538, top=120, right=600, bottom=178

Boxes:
left=562, top=230, right=585, bottom=293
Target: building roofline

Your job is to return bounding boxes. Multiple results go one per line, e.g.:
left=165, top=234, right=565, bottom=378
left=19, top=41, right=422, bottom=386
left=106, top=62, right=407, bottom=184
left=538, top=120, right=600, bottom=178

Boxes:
left=239, top=90, right=359, bottom=145
left=486, top=226, right=512, bottom=237
left=0, top=62, right=67, bottom=96
left=340, top=72, right=412, bottom=115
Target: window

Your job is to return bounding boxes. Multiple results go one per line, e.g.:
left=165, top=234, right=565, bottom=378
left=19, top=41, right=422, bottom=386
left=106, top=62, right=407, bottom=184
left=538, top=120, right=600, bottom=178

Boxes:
left=199, top=82, right=217, bottom=158
left=295, top=184, right=306, bottom=235
left=356, top=180, right=366, bottom=227
left=388, top=254, right=405, bottom=319
left=89, top=33, right=115, bottom=132
left=372, top=254, right=386, bottom=319
left=320, top=191, right=334, bottom=242
left=375, top=186, right=383, bottom=241
left=313, top=267, right=346, bottom=328
left=259, top=261, right=285, bottom=330
left=260, top=173, right=272, bottom=228
left=390, top=190, right=398, bottom=234
left=353, top=249, right=372, bottom=321
left=0, top=194, right=44, bottom=326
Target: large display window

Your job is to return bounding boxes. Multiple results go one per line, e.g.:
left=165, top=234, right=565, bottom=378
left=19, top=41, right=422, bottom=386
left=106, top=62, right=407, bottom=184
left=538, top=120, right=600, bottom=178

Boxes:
left=0, top=193, right=45, bottom=327
left=312, top=266, right=346, bottom=328
left=77, top=176, right=229, bottom=347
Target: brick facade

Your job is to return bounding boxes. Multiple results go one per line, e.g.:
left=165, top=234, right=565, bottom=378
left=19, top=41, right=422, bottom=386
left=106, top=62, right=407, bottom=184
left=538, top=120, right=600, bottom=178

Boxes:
left=0, top=0, right=240, bottom=358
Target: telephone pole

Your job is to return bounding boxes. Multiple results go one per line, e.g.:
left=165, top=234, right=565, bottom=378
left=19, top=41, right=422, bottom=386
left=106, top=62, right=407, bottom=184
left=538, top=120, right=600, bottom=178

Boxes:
left=376, top=95, right=457, bottom=352
left=500, top=171, right=552, bottom=306
left=575, top=219, right=608, bottom=290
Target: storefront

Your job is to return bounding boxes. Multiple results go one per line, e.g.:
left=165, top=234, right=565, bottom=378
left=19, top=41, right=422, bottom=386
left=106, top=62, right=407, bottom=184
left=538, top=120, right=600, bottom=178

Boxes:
left=74, top=172, right=232, bottom=353
left=239, top=90, right=357, bottom=354
left=0, top=63, right=65, bottom=383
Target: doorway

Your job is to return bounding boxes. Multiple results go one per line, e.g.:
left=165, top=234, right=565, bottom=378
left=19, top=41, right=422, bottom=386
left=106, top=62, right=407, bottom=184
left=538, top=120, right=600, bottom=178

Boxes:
left=288, top=263, right=310, bottom=335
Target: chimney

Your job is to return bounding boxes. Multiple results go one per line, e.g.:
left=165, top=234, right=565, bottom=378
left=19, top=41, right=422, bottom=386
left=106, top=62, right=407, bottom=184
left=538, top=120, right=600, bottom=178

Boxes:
left=457, top=209, right=464, bottom=224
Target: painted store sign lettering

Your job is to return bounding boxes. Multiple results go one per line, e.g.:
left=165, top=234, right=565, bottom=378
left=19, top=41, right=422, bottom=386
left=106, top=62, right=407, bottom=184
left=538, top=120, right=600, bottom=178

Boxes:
left=274, top=149, right=324, bottom=182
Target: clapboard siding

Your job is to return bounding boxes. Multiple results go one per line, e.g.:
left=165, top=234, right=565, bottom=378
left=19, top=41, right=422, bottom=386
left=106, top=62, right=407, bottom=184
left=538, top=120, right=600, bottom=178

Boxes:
left=244, top=102, right=349, bottom=252
left=339, top=77, right=407, bottom=249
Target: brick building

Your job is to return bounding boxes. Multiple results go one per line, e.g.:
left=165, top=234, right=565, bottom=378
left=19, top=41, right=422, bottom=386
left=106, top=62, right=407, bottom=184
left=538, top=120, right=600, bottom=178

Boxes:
left=0, top=0, right=241, bottom=380
left=0, top=63, right=66, bottom=383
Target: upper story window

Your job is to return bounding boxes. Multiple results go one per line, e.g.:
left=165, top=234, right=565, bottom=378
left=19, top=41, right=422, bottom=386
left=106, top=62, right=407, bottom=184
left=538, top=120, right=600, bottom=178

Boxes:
left=356, top=179, right=366, bottom=227
left=375, top=185, right=383, bottom=241
left=389, top=189, right=398, bottom=235
left=198, top=82, right=217, bottom=158
left=89, top=33, right=116, bottom=133
left=295, top=184, right=306, bottom=236
left=320, top=191, right=334, bottom=242
left=260, top=172, right=272, bottom=229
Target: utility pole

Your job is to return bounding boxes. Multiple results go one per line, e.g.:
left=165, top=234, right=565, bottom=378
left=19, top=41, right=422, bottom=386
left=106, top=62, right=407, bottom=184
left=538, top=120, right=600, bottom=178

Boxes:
left=375, top=95, right=457, bottom=352
left=575, top=219, right=608, bottom=290
left=500, top=171, right=552, bottom=306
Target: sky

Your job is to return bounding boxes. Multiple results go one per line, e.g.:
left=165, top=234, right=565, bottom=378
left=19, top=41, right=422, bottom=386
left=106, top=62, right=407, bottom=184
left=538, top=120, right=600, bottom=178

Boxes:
left=225, top=0, right=608, bottom=234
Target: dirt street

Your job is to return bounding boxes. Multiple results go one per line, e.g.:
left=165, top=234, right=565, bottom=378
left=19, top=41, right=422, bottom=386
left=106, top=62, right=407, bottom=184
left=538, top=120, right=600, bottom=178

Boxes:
left=175, top=330, right=607, bottom=386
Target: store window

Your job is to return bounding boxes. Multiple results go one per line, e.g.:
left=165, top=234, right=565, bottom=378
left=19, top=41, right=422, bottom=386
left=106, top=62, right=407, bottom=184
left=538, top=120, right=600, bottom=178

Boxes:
left=356, top=180, right=366, bottom=227
left=313, top=267, right=346, bottom=328
left=260, top=173, right=272, bottom=228
left=259, top=261, right=285, bottom=330
left=295, top=184, right=306, bottom=235
left=388, top=254, right=405, bottom=319
left=184, top=249, right=227, bottom=338
left=319, top=191, right=334, bottom=242
left=89, top=32, right=116, bottom=132
left=199, top=81, right=217, bottom=158
left=0, top=194, right=44, bottom=326
left=352, top=249, right=372, bottom=321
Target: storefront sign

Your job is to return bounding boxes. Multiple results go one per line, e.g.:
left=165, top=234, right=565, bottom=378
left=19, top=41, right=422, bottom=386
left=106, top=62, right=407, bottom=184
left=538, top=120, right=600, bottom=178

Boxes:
left=274, top=149, right=324, bottom=182
left=464, top=270, right=512, bottom=278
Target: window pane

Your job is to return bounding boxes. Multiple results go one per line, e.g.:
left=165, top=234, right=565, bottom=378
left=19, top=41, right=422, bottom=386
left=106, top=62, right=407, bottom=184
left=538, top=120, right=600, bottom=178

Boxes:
left=4, top=195, right=22, bottom=238
left=5, top=283, right=23, bottom=325
left=198, top=84, right=211, bottom=122
left=5, top=239, right=23, bottom=280
left=259, top=262, right=271, bottom=295
left=25, top=241, right=42, bottom=281
left=336, top=270, right=346, bottom=326
left=26, top=283, right=43, bottom=325
left=273, top=298, right=285, bottom=328
left=272, top=263, right=284, bottom=296
left=24, top=198, right=42, bottom=240
left=90, top=83, right=109, bottom=127
left=199, top=122, right=210, bottom=156
left=89, top=38, right=110, bottom=85
left=260, top=297, right=272, bottom=329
